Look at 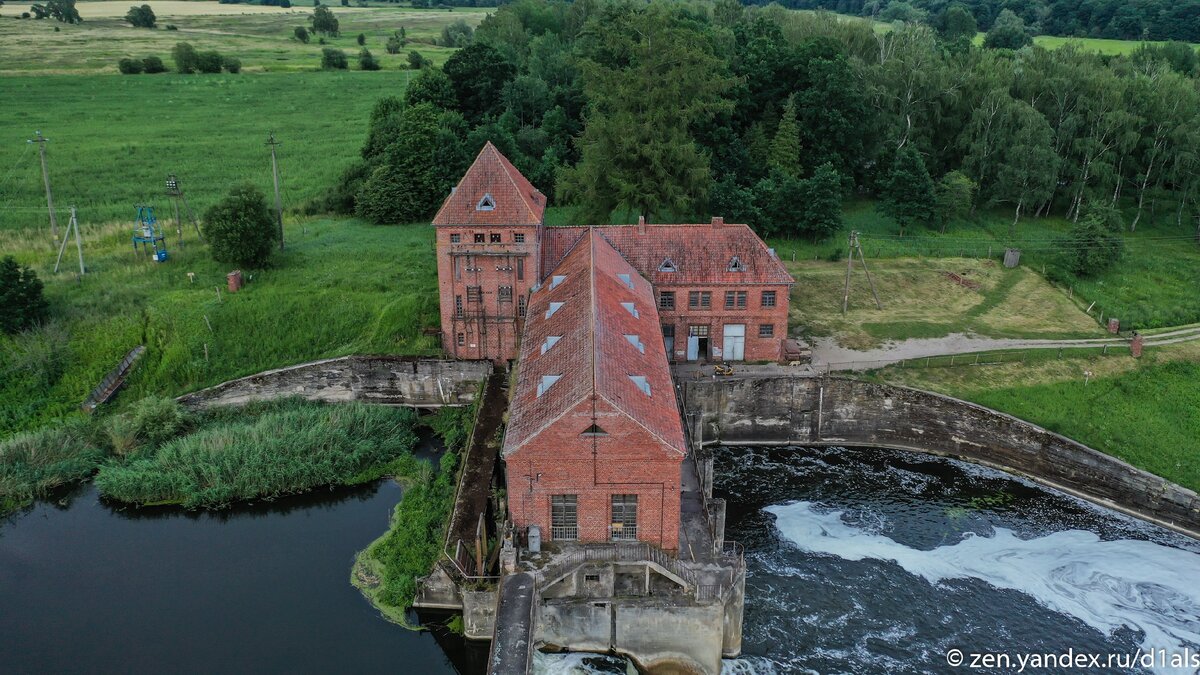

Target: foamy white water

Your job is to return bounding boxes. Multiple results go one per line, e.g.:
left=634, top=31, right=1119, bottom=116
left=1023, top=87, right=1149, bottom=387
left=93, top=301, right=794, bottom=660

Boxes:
left=766, top=501, right=1200, bottom=672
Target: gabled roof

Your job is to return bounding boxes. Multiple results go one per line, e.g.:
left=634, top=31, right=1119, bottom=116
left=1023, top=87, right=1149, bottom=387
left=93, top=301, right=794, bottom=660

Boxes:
left=541, top=222, right=794, bottom=286
left=432, top=142, right=546, bottom=227
left=503, top=229, right=686, bottom=458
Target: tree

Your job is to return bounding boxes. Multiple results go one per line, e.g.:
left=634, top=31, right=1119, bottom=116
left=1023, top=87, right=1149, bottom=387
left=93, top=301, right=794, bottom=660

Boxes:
left=1057, top=209, right=1123, bottom=278
left=321, top=47, right=348, bottom=70
left=994, top=100, right=1058, bottom=234
left=934, top=170, right=975, bottom=232
left=983, top=9, right=1031, bottom=50
left=310, top=5, right=339, bottom=36
left=44, top=0, right=80, bottom=23
left=355, top=103, right=455, bottom=224
left=118, top=57, right=144, bottom=74
left=752, top=163, right=843, bottom=240
left=501, top=75, right=551, bottom=127
left=222, top=56, right=242, bottom=73
left=142, top=55, right=167, bottom=73
left=294, top=26, right=310, bottom=43
left=356, top=32, right=365, bottom=46
left=407, top=50, right=430, bottom=70
left=768, top=95, right=802, bottom=178
left=798, top=163, right=844, bottom=240
left=125, top=4, right=155, bottom=28
left=172, top=42, right=199, bottom=73
left=443, top=43, right=515, bottom=122
left=940, top=4, right=977, bottom=41
left=195, top=50, right=223, bottom=73
left=879, top=146, right=935, bottom=236
left=0, top=256, right=48, bottom=335
left=385, top=32, right=403, bottom=54
left=407, top=67, right=455, bottom=109
left=358, top=48, right=380, bottom=71
left=202, top=184, right=278, bottom=268
left=440, top=19, right=473, bottom=47
left=879, top=1, right=926, bottom=24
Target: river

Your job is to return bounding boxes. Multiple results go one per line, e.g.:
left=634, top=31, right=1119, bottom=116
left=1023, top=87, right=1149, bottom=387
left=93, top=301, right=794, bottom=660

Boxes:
left=2, top=445, right=1197, bottom=674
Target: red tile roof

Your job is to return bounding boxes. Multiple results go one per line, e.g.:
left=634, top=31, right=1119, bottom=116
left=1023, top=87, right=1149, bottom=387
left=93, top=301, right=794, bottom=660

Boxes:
left=541, top=222, right=794, bottom=286
left=432, top=142, right=546, bottom=227
left=504, top=229, right=686, bottom=458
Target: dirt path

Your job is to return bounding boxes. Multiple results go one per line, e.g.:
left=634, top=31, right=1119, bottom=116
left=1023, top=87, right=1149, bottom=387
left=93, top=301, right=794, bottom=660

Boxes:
left=812, top=326, right=1200, bottom=370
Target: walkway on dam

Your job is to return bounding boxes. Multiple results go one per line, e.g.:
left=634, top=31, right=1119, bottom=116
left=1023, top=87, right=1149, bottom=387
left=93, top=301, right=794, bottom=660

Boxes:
left=487, top=573, right=536, bottom=675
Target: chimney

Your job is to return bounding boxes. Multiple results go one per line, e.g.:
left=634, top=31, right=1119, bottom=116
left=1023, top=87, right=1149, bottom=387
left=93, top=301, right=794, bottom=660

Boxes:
left=638, top=215, right=646, bottom=234
left=711, top=216, right=724, bottom=228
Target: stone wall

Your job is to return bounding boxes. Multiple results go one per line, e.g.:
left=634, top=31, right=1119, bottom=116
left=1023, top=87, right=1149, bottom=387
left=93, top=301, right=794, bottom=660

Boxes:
left=177, top=356, right=491, bottom=409
left=681, top=376, right=1200, bottom=538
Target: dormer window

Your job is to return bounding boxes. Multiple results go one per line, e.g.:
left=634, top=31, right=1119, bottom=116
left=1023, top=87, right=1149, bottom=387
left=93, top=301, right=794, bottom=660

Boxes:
left=628, top=375, right=651, bottom=396
left=541, top=336, right=561, bottom=354
left=546, top=302, right=565, bottom=319
left=476, top=194, right=495, bottom=211
left=621, top=302, right=639, bottom=318
left=624, top=335, right=645, bottom=353
left=728, top=256, right=746, bottom=272
left=550, top=275, right=566, bottom=290
left=617, top=273, right=634, bottom=290
left=658, top=257, right=677, bottom=273
left=581, top=423, right=608, bottom=436
left=537, top=375, right=562, bottom=397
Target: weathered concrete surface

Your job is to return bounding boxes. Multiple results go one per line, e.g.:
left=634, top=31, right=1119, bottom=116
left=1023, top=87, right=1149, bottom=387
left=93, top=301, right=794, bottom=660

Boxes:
left=488, top=573, right=536, bottom=675
left=176, top=356, right=490, bottom=409
left=682, top=376, right=1200, bottom=539
left=463, top=589, right=499, bottom=640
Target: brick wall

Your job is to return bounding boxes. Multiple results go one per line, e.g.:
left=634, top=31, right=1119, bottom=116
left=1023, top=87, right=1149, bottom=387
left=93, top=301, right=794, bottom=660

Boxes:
left=436, top=224, right=542, bottom=363
left=506, top=399, right=683, bottom=551
left=655, top=283, right=791, bottom=362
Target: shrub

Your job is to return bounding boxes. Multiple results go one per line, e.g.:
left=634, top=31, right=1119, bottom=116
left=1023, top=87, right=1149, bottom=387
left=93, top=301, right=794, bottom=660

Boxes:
left=385, top=32, right=403, bottom=54
left=406, top=49, right=429, bottom=70
left=172, top=41, right=199, bottom=73
left=196, top=50, right=223, bottom=73
left=142, top=54, right=167, bottom=73
left=321, top=47, right=348, bottom=70
left=222, top=55, right=242, bottom=73
left=439, top=18, right=472, bottom=47
left=356, top=32, right=365, bottom=46
left=108, top=396, right=192, bottom=454
left=0, top=256, right=48, bottom=335
left=311, top=4, right=338, bottom=36
left=117, top=57, right=144, bottom=74
left=293, top=25, right=309, bottom=43
left=165, top=23, right=177, bottom=30
left=202, top=183, right=278, bottom=268
left=358, top=47, right=380, bottom=71
left=125, top=3, right=156, bottom=28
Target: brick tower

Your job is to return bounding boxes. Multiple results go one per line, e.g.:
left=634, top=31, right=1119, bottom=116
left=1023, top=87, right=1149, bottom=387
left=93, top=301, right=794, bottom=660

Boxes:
left=432, top=142, right=547, bottom=363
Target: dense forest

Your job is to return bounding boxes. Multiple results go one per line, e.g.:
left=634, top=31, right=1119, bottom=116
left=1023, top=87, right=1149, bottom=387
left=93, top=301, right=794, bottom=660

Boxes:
left=787, top=0, right=1200, bottom=42
left=332, top=0, right=1200, bottom=260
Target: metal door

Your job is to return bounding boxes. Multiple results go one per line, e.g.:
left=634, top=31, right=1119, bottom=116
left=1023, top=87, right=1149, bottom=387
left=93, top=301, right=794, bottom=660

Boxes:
left=723, top=324, right=745, bottom=361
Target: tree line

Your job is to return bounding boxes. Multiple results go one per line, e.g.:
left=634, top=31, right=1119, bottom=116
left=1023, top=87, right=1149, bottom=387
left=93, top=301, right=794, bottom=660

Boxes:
left=332, top=0, right=1200, bottom=255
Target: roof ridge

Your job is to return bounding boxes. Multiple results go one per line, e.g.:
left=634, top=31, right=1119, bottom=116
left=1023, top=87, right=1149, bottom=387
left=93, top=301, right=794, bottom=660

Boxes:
left=487, top=141, right=541, bottom=223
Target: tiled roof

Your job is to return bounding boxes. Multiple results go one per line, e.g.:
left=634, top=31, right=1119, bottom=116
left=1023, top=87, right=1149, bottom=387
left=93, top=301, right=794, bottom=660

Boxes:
left=541, top=222, right=794, bottom=286
left=504, top=229, right=686, bottom=458
left=431, top=142, right=546, bottom=226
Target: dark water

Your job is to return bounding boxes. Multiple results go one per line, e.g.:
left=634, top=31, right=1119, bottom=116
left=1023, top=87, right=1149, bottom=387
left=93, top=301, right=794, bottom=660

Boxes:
left=715, top=446, right=1200, bottom=675
left=0, top=480, right=488, bottom=675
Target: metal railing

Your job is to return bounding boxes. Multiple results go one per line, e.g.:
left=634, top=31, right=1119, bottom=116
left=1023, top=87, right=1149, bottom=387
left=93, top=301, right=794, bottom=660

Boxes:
left=816, top=343, right=1130, bottom=374
left=550, top=525, right=578, bottom=541
left=609, top=525, right=638, bottom=541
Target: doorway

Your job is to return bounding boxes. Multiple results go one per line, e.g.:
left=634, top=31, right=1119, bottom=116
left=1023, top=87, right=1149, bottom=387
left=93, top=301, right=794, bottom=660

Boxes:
left=723, top=324, right=745, bottom=361
left=687, top=325, right=710, bottom=361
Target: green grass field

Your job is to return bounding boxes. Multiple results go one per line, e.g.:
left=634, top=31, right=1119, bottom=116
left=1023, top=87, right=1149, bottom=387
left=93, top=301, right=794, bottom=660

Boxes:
left=0, top=4, right=488, bottom=74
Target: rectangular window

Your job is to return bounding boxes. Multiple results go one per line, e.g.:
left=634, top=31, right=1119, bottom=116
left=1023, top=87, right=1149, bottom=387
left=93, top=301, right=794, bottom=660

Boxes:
left=759, top=323, right=774, bottom=338
left=516, top=257, right=524, bottom=281
left=456, top=333, right=465, bottom=346
left=466, top=286, right=482, bottom=303
left=610, top=494, right=638, bottom=541
left=498, top=286, right=513, bottom=302
left=761, top=290, right=777, bottom=308
left=455, top=295, right=463, bottom=318
left=518, top=295, right=527, bottom=318
left=514, top=233, right=525, bottom=243
left=700, top=292, right=711, bottom=308
left=733, top=291, right=748, bottom=309
left=474, top=233, right=485, bottom=243
left=725, top=291, right=736, bottom=309
left=450, top=233, right=461, bottom=244
left=551, top=495, right=578, bottom=541
left=490, top=233, right=501, bottom=243
left=659, top=291, right=675, bottom=310
left=662, top=324, right=675, bottom=354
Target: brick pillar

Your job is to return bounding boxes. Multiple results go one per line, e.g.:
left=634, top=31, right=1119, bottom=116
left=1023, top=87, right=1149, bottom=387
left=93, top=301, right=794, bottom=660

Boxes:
left=1130, top=334, right=1144, bottom=358
left=1107, top=318, right=1120, bottom=334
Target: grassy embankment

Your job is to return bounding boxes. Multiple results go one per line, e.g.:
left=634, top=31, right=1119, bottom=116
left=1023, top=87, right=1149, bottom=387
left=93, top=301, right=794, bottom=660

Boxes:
left=352, top=404, right=476, bottom=624
left=0, top=3, right=489, bottom=74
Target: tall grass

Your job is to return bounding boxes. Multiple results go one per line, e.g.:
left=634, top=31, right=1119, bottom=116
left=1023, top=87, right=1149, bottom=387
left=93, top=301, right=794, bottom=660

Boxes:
left=94, top=401, right=419, bottom=507
left=0, top=419, right=107, bottom=514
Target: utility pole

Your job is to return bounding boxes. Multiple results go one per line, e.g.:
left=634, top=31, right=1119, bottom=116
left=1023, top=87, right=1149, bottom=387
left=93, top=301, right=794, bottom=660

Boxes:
left=28, top=131, right=58, bottom=242
left=53, top=206, right=85, bottom=275
left=266, top=132, right=284, bottom=250
left=841, top=230, right=882, bottom=315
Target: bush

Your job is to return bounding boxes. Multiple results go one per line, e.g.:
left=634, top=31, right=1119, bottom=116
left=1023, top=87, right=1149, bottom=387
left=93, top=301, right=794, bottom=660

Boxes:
left=321, top=47, right=348, bottom=70
left=406, top=49, right=429, bottom=70
left=1056, top=210, right=1124, bottom=278
left=172, top=41, right=198, bottom=73
left=125, top=3, right=156, bottom=28
left=196, top=50, right=223, bottom=73
left=358, top=47, right=380, bottom=71
left=385, top=33, right=403, bottom=54
left=107, top=396, right=192, bottom=455
left=222, top=55, right=242, bottom=73
left=202, top=183, right=278, bottom=268
left=294, top=25, right=309, bottom=43
left=165, top=23, right=177, bottom=30
left=0, top=256, right=48, bottom=335
left=117, top=57, right=144, bottom=74
left=356, top=32, right=365, bottom=46
left=142, top=55, right=167, bottom=73
left=439, top=18, right=472, bottom=47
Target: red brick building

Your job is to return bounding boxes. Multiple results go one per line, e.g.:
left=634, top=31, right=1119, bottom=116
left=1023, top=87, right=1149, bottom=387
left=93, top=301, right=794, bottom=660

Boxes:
left=502, top=229, right=686, bottom=550
left=432, top=142, right=546, bottom=363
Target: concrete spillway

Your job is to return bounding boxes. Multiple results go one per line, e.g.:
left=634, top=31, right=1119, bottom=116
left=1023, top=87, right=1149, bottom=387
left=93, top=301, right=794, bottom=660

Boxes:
left=487, top=573, right=536, bottom=675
